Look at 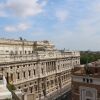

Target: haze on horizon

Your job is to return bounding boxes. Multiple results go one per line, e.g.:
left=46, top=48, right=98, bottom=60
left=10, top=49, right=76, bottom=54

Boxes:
left=0, top=0, right=100, bottom=51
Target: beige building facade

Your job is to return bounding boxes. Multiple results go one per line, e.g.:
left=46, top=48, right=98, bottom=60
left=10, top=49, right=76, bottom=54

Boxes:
left=0, top=38, right=80, bottom=100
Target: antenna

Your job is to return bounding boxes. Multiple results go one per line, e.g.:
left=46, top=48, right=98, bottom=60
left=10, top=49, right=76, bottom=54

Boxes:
left=19, top=37, right=23, bottom=41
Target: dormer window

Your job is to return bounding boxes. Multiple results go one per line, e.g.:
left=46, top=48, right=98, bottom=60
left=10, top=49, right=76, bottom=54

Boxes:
left=83, top=78, right=93, bottom=83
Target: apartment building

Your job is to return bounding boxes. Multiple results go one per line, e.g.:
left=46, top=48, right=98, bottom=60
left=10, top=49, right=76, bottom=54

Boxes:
left=0, top=38, right=80, bottom=100
left=72, top=60, right=100, bottom=100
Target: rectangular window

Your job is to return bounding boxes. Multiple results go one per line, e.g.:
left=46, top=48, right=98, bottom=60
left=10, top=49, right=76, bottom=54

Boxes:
left=25, top=51, right=27, bottom=54
left=33, top=69, right=36, bottom=75
left=41, top=68, right=44, bottom=74
left=83, top=78, right=85, bottom=82
left=23, top=72, right=26, bottom=78
left=15, top=51, right=18, bottom=55
left=29, top=70, right=31, bottom=76
left=24, top=88, right=27, bottom=92
left=17, top=73, right=20, bottom=79
left=34, top=85, right=38, bottom=91
left=10, top=66, right=12, bottom=69
left=11, top=73, right=13, bottom=81
left=20, top=51, right=22, bottom=55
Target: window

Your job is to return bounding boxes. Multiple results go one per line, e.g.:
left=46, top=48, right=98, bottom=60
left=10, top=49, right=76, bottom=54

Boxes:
left=10, top=66, right=12, bottom=69
left=18, top=87, right=20, bottom=89
left=23, top=72, right=26, bottom=78
left=51, top=80, right=53, bottom=86
left=20, top=51, right=22, bottom=55
left=62, top=76, right=64, bottom=81
left=55, top=79, right=57, bottom=85
left=58, top=65, right=59, bottom=70
left=41, top=68, right=44, bottom=74
left=11, top=73, right=13, bottom=81
left=42, top=83, right=44, bottom=89
left=87, top=79, right=89, bottom=83
left=29, top=87, right=33, bottom=93
left=15, top=51, right=18, bottom=55
left=0, top=75, right=3, bottom=80
left=28, top=51, right=30, bottom=54
left=17, top=73, right=20, bottom=79
left=33, top=69, right=36, bottom=75
left=90, top=79, right=93, bottom=83
left=28, top=70, right=31, bottom=76
left=25, top=51, right=27, bottom=54
left=6, top=50, right=9, bottom=53
left=47, top=81, right=49, bottom=87
left=34, top=85, right=38, bottom=91
left=17, top=65, right=19, bottom=68
left=83, top=78, right=85, bottom=82
left=24, top=88, right=27, bottom=92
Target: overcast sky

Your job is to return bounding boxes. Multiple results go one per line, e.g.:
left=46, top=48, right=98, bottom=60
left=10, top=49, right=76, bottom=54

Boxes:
left=0, top=0, right=100, bottom=51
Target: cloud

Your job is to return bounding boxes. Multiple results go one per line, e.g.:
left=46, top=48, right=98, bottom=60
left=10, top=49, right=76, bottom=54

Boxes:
left=0, top=3, right=7, bottom=17
left=52, top=0, right=100, bottom=50
left=17, top=23, right=31, bottom=31
left=55, top=9, right=69, bottom=22
left=76, top=0, right=100, bottom=35
left=0, top=0, right=47, bottom=18
left=4, top=23, right=31, bottom=32
left=91, top=2, right=100, bottom=14
left=0, top=11, right=7, bottom=17
left=4, top=26, right=16, bottom=32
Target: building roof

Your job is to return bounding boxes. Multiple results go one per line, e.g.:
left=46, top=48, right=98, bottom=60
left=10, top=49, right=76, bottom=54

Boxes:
left=72, top=61, right=100, bottom=78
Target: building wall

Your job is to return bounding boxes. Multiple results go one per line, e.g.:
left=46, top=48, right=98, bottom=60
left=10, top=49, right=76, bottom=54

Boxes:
left=72, top=77, right=100, bottom=100
left=0, top=39, right=80, bottom=100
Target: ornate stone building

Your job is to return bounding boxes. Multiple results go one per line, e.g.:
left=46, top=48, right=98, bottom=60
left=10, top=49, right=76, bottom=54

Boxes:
left=0, top=38, right=80, bottom=100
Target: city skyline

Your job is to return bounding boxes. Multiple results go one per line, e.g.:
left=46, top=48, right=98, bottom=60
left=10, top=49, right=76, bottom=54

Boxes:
left=0, top=0, right=100, bottom=50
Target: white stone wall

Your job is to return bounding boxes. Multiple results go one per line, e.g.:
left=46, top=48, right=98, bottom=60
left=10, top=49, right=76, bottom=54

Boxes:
left=0, top=39, right=80, bottom=100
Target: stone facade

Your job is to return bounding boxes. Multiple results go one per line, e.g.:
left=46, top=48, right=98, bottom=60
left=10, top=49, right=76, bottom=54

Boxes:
left=0, top=38, right=80, bottom=100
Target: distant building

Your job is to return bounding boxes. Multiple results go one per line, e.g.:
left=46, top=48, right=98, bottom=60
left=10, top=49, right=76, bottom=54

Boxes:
left=72, top=60, right=100, bottom=100
left=0, top=38, right=80, bottom=100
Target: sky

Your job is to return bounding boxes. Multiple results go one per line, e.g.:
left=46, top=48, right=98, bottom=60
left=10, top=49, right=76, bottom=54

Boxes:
left=0, top=0, right=100, bottom=51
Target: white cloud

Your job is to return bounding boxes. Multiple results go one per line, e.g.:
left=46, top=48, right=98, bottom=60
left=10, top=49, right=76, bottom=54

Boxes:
left=4, top=23, right=31, bottom=32
left=55, top=9, right=69, bottom=22
left=0, top=3, right=7, bottom=17
left=17, top=23, right=30, bottom=31
left=4, top=26, right=16, bottom=32
left=53, top=1, right=100, bottom=50
left=0, top=0, right=47, bottom=18
left=76, top=0, right=100, bottom=36
left=41, top=0, right=48, bottom=7
left=91, top=2, right=100, bottom=13
left=0, top=11, right=7, bottom=17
